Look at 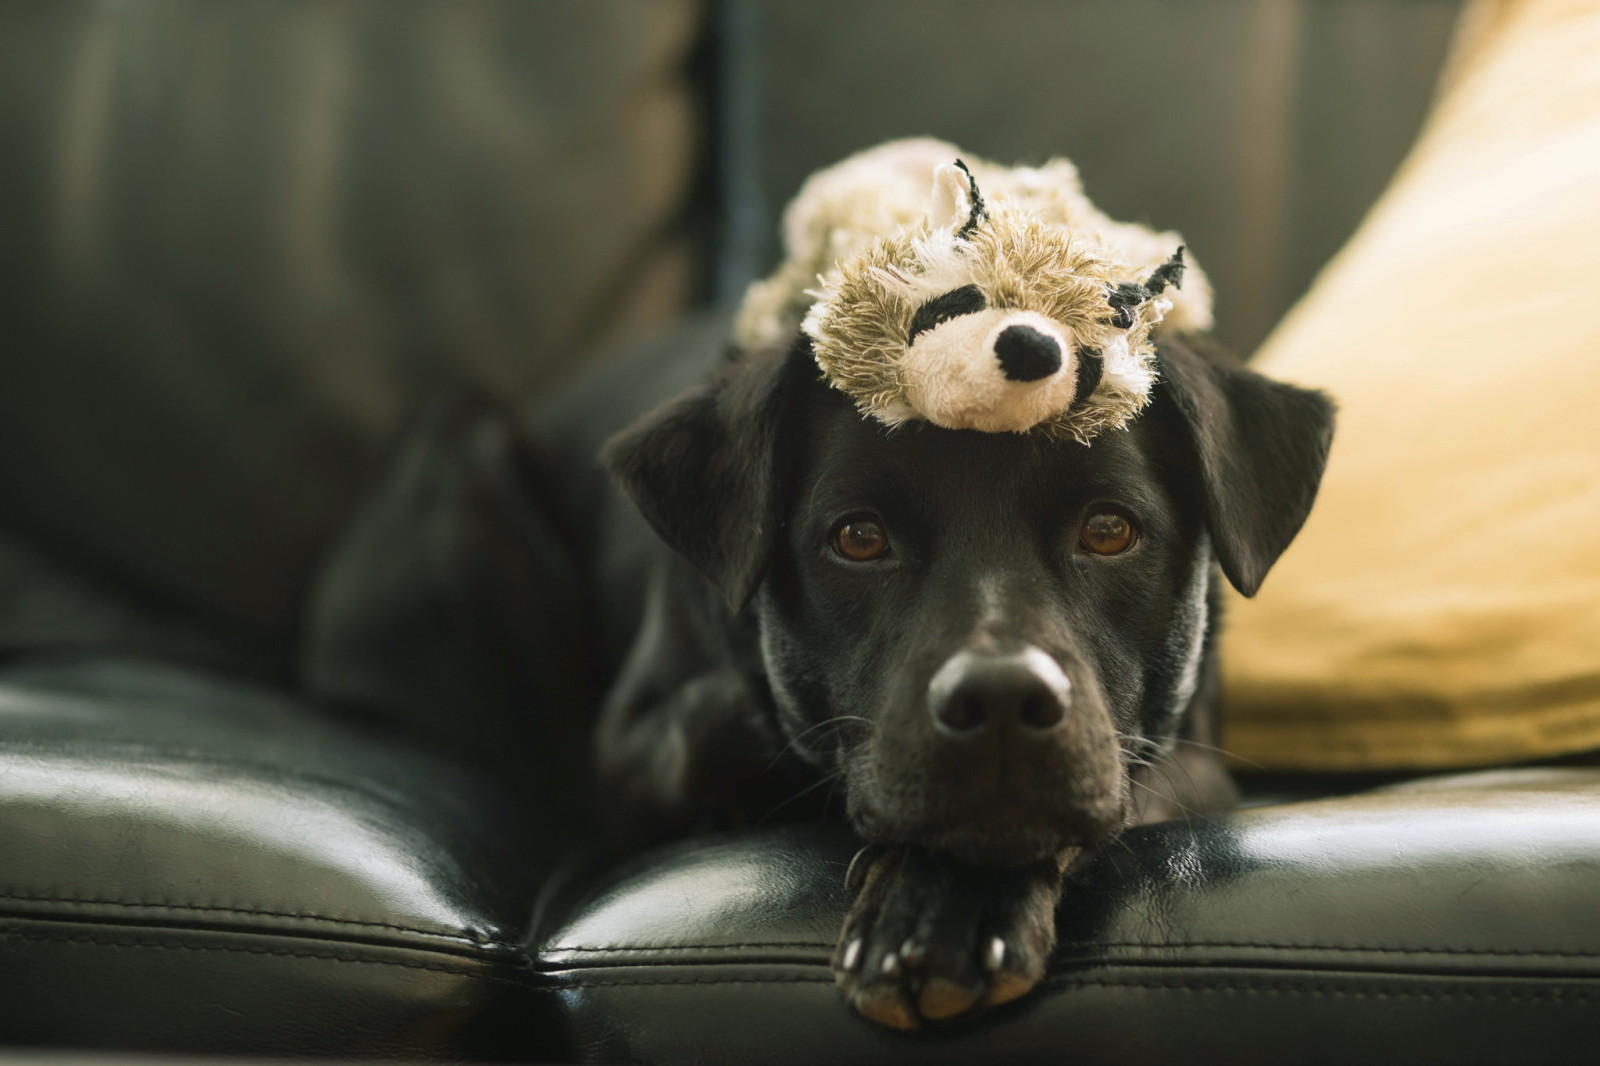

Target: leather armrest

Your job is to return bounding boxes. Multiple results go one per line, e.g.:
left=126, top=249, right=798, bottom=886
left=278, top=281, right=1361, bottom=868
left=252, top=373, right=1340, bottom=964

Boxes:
left=537, top=769, right=1600, bottom=1064
left=0, top=654, right=562, bottom=1059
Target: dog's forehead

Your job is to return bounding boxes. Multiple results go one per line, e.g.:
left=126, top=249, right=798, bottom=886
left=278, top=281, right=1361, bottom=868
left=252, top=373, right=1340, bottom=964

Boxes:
left=796, top=379, right=1159, bottom=503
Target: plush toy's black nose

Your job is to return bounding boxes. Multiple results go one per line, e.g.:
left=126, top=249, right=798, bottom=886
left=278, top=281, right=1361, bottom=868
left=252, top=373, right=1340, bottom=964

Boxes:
left=994, top=325, right=1062, bottom=382
left=928, top=647, right=1072, bottom=738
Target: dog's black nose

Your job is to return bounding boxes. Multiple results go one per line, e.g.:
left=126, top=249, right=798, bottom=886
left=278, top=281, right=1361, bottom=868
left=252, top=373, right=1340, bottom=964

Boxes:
left=994, top=325, right=1062, bottom=382
left=928, top=646, right=1072, bottom=737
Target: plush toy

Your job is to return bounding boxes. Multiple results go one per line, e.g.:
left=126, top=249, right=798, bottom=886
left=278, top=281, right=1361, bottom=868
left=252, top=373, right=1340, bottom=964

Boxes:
left=735, top=138, right=1214, bottom=442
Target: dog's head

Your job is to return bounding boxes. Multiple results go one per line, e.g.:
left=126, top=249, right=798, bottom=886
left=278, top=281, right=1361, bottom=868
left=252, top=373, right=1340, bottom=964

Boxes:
left=605, top=335, right=1331, bottom=866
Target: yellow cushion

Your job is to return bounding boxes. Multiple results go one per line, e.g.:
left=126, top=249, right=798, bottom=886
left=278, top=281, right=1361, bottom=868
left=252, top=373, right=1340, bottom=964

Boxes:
left=1221, top=0, right=1600, bottom=770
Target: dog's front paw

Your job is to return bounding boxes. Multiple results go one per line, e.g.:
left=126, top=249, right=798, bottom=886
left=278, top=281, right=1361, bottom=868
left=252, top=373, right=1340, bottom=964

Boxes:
left=831, top=846, right=1064, bottom=1030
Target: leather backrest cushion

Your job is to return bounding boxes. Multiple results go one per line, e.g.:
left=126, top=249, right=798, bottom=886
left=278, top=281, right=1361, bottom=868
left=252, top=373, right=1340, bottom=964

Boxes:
left=1221, top=0, right=1600, bottom=769
left=0, top=1, right=701, bottom=644
left=728, top=0, right=1462, bottom=359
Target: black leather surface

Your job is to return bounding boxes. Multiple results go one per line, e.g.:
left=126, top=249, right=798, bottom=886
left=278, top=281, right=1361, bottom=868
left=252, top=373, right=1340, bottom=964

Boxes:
left=0, top=1, right=702, bottom=655
left=538, top=769, right=1600, bottom=1064
left=0, top=655, right=562, bottom=1058
left=4, top=652, right=1597, bottom=1062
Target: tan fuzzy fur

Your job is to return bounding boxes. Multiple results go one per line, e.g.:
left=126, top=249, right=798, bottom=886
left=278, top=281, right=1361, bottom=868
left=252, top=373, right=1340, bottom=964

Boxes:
left=737, top=139, right=1214, bottom=441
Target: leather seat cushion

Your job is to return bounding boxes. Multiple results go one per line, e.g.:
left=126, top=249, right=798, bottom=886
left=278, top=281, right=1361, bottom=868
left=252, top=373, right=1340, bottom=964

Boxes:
left=537, top=768, right=1600, bottom=1064
left=0, top=654, right=562, bottom=1059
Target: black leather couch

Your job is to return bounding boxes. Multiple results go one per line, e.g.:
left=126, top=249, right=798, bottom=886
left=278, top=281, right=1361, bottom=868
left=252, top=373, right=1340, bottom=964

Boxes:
left=4, top=652, right=1599, bottom=1061
left=5, top=3, right=1598, bottom=1062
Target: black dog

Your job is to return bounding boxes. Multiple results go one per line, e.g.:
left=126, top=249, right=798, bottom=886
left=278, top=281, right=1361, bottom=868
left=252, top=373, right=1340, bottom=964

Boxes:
left=513, top=311, right=1333, bottom=1028
left=304, top=306, right=1331, bottom=1028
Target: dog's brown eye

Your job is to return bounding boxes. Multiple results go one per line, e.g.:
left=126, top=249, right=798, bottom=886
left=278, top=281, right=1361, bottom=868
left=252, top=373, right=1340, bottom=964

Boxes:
left=834, top=518, right=890, bottom=561
left=1080, top=511, right=1137, bottom=555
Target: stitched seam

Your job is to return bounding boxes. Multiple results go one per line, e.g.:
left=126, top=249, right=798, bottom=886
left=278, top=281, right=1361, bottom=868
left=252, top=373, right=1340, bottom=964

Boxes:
left=535, top=975, right=835, bottom=989
left=1045, top=979, right=1600, bottom=1002
left=548, top=942, right=831, bottom=954
left=0, top=928, right=530, bottom=987
left=1071, top=940, right=1600, bottom=960
left=529, top=974, right=1600, bottom=999
left=546, top=940, right=1600, bottom=961
left=0, top=891, right=500, bottom=946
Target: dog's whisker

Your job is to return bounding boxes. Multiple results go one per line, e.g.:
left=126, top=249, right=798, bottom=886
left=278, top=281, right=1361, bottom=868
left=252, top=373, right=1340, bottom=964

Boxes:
left=1171, top=736, right=1264, bottom=769
left=1132, top=765, right=1199, bottom=827
left=766, top=715, right=875, bottom=770
left=1128, top=776, right=1184, bottom=816
left=1116, top=732, right=1162, bottom=761
left=1092, top=833, right=1134, bottom=880
left=1160, top=750, right=1204, bottom=805
left=1122, top=754, right=1161, bottom=775
left=1126, top=776, right=1166, bottom=802
left=1118, top=733, right=1211, bottom=824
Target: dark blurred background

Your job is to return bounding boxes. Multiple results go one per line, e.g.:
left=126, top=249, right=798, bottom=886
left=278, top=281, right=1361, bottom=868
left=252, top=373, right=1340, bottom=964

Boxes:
left=0, top=0, right=1462, bottom=678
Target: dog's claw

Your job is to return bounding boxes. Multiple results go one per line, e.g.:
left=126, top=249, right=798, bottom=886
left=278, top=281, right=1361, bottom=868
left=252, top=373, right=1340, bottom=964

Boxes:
left=880, top=951, right=902, bottom=978
left=844, top=846, right=879, bottom=892
left=984, top=936, right=1007, bottom=974
left=839, top=937, right=863, bottom=972
left=899, top=937, right=926, bottom=969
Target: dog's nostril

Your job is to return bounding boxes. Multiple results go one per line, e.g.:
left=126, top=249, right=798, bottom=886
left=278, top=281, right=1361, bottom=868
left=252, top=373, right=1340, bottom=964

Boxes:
left=1018, top=692, right=1064, bottom=730
left=995, top=325, right=1062, bottom=383
left=936, top=693, right=989, bottom=734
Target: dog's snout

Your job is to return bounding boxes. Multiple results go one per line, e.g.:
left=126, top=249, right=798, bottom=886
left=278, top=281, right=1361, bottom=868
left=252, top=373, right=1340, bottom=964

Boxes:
left=994, top=325, right=1062, bottom=382
left=928, top=646, right=1072, bottom=738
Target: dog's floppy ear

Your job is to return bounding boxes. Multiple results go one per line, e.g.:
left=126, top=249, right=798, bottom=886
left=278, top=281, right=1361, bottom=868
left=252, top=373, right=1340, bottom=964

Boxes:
left=601, top=343, right=797, bottom=612
left=1155, top=337, right=1335, bottom=598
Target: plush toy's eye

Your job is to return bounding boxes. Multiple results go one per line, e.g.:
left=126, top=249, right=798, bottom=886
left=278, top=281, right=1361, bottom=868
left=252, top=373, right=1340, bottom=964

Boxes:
left=833, top=517, right=891, bottom=562
left=1079, top=510, right=1138, bottom=556
left=908, top=284, right=987, bottom=342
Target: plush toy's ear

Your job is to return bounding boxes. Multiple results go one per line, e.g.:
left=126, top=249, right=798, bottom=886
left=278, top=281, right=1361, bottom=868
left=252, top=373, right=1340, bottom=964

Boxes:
left=1155, top=337, right=1335, bottom=597
left=1107, top=247, right=1186, bottom=330
left=930, top=159, right=987, bottom=237
left=601, top=344, right=798, bottom=612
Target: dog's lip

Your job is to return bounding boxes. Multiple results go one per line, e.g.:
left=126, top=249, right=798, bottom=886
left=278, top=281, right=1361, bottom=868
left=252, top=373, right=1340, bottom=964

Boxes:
left=923, top=827, right=1074, bottom=868
left=851, top=805, right=1123, bottom=868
